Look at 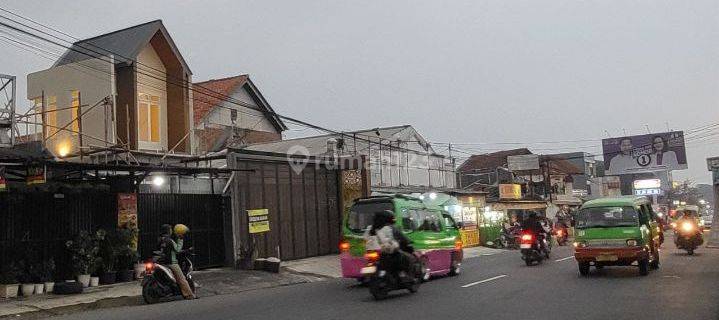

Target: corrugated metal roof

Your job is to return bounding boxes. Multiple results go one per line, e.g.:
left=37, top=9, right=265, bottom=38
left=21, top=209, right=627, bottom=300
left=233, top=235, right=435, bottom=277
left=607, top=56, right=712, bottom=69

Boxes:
left=241, top=125, right=434, bottom=156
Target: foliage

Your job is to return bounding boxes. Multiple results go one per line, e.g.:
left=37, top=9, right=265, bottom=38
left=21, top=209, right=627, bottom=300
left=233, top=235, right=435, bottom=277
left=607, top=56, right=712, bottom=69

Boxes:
left=41, top=258, right=56, bottom=282
left=65, top=231, right=100, bottom=276
left=115, top=228, right=139, bottom=270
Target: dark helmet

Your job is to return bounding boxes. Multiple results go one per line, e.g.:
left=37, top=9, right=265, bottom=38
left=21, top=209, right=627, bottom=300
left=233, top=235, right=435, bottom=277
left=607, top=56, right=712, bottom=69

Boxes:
left=528, top=211, right=538, bottom=218
left=160, top=224, right=172, bottom=236
left=383, top=210, right=396, bottom=224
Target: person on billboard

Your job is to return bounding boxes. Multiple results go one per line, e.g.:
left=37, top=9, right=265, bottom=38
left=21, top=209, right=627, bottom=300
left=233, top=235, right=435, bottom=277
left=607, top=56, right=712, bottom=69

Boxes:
left=650, top=135, right=679, bottom=168
left=608, top=137, right=636, bottom=173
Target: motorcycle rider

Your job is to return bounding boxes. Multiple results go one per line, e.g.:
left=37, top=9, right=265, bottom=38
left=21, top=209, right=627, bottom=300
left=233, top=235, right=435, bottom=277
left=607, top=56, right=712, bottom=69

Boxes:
left=364, top=210, right=415, bottom=278
left=159, top=224, right=195, bottom=299
left=522, top=211, right=550, bottom=252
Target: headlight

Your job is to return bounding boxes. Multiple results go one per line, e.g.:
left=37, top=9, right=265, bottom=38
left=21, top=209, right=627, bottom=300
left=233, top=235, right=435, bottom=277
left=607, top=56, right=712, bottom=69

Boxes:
left=573, top=241, right=586, bottom=248
left=681, top=222, right=694, bottom=233
left=626, top=239, right=638, bottom=247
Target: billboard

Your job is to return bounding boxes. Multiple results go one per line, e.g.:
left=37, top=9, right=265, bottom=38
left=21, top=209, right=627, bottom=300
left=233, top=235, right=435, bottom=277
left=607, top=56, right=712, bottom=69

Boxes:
left=507, top=154, right=540, bottom=171
left=499, top=184, right=522, bottom=199
left=602, top=131, right=687, bottom=175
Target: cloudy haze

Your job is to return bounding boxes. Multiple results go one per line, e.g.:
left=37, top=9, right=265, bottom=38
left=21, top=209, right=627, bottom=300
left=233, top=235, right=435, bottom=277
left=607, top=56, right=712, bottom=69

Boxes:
left=1, top=0, right=717, bottom=183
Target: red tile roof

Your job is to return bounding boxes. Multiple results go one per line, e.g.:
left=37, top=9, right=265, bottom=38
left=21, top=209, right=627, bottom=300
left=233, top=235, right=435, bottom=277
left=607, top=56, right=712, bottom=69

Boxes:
left=458, top=148, right=532, bottom=172
left=192, top=75, right=248, bottom=125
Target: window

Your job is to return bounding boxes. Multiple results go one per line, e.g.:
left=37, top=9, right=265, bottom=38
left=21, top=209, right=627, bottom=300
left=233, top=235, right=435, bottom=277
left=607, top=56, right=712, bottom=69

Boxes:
left=138, top=93, right=160, bottom=143
left=576, top=206, right=639, bottom=229
left=347, top=201, right=393, bottom=233
left=405, top=209, right=443, bottom=233
left=70, top=91, right=80, bottom=134
left=47, top=96, right=57, bottom=136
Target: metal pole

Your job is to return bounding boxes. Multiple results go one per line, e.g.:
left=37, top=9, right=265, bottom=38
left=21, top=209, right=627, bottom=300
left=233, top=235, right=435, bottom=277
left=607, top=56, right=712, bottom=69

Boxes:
left=77, top=91, right=84, bottom=161
left=41, top=91, right=46, bottom=147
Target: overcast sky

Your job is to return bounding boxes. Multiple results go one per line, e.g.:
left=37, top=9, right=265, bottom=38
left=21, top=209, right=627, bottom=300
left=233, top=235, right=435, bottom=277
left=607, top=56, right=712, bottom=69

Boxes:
left=1, top=0, right=718, bottom=183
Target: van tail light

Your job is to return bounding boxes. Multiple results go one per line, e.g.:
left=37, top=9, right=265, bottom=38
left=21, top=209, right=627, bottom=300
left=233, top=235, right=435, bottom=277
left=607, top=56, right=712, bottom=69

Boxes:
left=454, top=239, right=463, bottom=251
left=339, top=240, right=350, bottom=252
left=364, top=250, right=380, bottom=264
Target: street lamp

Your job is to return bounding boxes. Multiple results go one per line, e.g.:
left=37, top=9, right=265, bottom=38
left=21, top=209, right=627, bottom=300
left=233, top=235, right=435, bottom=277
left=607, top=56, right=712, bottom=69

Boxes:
left=673, top=200, right=680, bottom=205
left=700, top=199, right=707, bottom=205
left=152, top=176, right=165, bottom=187
left=680, top=201, right=687, bottom=206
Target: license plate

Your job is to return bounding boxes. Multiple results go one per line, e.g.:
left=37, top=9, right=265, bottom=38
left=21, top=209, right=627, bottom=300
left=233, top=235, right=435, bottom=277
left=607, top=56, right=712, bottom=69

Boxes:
left=596, top=255, right=618, bottom=262
left=360, top=266, right=377, bottom=275
left=520, top=244, right=531, bottom=249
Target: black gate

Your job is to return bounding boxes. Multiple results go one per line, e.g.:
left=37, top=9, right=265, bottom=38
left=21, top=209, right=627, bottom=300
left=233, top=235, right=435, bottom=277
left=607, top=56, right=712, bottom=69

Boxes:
left=0, top=191, right=117, bottom=279
left=137, top=193, right=226, bottom=269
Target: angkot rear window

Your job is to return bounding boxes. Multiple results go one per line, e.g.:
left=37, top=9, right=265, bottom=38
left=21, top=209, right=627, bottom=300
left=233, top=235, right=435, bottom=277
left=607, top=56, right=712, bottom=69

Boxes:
left=347, top=201, right=393, bottom=233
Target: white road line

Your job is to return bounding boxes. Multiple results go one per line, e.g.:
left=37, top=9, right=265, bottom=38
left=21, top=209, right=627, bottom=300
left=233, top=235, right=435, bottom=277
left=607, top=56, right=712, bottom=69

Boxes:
left=555, top=256, right=574, bottom=262
left=461, top=275, right=508, bottom=288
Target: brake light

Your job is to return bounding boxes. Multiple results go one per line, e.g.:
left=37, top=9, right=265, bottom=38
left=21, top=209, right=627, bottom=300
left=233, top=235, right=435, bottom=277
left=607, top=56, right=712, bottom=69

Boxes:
left=364, top=250, right=380, bottom=263
left=454, top=239, right=463, bottom=251
left=145, top=262, right=155, bottom=275
left=339, top=240, right=350, bottom=252
left=521, top=233, right=534, bottom=242
left=556, top=230, right=563, bottom=236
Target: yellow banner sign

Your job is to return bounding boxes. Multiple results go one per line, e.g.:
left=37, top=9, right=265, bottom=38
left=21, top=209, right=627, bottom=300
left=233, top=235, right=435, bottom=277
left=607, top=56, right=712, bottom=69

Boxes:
left=499, top=184, right=522, bottom=200
left=248, top=209, right=270, bottom=234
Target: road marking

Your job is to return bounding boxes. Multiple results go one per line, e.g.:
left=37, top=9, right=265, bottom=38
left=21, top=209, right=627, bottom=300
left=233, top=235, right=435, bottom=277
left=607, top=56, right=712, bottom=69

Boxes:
left=481, top=253, right=495, bottom=256
left=555, top=256, right=574, bottom=262
left=461, top=275, right=508, bottom=288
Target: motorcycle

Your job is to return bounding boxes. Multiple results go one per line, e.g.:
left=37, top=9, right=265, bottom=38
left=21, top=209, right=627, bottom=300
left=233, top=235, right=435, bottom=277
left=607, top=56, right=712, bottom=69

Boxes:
left=520, top=231, right=552, bottom=266
left=360, top=250, right=425, bottom=300
left=141, top=248, right=197, bottom=304
left=495, top=225, right=521, bottom=249
left=674, top=220, right=703, bottom=255
left=553, top=223, right=569, bottom=246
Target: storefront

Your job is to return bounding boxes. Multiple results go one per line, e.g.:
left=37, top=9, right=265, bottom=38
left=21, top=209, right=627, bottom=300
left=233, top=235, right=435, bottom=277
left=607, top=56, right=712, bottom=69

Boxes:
left=445, top=191, right=487, bottom=248
left=480, top=199, right=548, bottom=246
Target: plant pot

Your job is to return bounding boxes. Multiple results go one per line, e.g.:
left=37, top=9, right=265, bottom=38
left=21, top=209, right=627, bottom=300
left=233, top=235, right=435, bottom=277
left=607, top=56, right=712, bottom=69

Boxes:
left=90, top=277, right=99, bottom=287
left=264, top=257, right=281, bottom=273
left=253, top=258, right=267, bottom=270
left=99, top=272, right=116, bottom=285
left=77, top=274, right=91, bottom=288
left=44, top=282, right=55, bottom=293
left=20, top=284, right=35, bottom=296
left=134, top=263, right=145, bottom=279
left=0, top=284, right=19, bottom=299
left=117, top=270, right=134, bottom=283
left=34, top=283, right=44, bottom=294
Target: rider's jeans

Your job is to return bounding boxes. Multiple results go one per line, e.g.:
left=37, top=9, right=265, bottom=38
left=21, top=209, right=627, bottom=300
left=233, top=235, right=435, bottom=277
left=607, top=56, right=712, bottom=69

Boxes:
left=169, top=264, right=195, bottom=299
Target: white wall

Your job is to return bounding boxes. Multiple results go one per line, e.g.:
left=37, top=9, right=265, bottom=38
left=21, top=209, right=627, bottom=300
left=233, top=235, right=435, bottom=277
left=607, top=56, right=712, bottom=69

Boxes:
left=203, top=85, right=278, bottom=133
left=27, top=57, right=115, bottom=157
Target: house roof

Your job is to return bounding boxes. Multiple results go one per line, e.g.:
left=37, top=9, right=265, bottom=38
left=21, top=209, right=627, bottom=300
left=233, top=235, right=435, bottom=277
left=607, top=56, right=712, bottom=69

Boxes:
left=241, top=125, right=436, bottom=156
left=458, top=148, right=532, bottom=172
left=54, top=20, right=192, bottom=74
left=458, top=148, right=582, bottom=175
left=192, top=75, right=287, bottom=131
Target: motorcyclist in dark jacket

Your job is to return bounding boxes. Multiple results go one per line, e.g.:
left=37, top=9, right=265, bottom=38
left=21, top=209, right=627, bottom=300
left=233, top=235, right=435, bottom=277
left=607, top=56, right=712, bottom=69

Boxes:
left=370, top=210, right=416, bottom=277
left=522, top=211, right=550, bottom=251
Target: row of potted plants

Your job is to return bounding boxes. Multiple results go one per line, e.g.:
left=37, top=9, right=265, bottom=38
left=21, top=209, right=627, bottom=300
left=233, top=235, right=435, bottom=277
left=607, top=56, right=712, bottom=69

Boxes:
left=0, top=228, right=144, bottom=299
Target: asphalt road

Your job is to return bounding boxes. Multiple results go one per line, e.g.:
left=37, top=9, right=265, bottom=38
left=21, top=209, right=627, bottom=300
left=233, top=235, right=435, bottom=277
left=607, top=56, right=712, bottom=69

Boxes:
left=49, top=234, right=719, bottom=320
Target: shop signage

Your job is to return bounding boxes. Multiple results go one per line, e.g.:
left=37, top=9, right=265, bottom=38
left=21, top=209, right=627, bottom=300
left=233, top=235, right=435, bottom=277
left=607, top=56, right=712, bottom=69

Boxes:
left=248, top=209, right=270, bottom=234
left=507, top=154, right=540, bottom=171
left=26, top=165, right=45, bottom=185
left=499, top=184, right=522, bottom=200
left=633, top=179, right=661, bottom=190
left=117, top=193, right=139, bottom=250
left=635, top=188, right=661, bottom=196
left=0, top=167, right=6, bottom=191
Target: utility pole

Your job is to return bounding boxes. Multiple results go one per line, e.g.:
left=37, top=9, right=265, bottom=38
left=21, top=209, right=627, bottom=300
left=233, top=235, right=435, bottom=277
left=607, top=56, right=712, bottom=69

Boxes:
left=0, top=74, right=16, bottom=148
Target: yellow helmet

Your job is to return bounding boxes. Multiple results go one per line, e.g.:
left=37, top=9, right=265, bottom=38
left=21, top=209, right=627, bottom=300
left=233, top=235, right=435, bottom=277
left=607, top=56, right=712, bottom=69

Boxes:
left=173, top=224, right=189, bottom=236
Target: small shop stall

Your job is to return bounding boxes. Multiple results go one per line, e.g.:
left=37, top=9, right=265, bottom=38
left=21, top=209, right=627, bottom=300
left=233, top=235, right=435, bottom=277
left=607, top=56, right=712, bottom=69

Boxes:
left=481, top=199, right=548, bottom=246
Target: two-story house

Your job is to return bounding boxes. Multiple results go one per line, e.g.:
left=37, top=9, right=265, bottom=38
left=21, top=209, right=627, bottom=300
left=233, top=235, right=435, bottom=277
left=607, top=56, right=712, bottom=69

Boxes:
left=26, top=20, right=194, bottom=162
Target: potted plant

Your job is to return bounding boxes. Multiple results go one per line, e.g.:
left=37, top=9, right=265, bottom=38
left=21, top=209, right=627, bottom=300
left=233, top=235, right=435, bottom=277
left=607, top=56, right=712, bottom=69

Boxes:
left=115, top=228, right=138, bottom=282
left=0, top=263, right=20, bottom=299
left=41, top=259, right=56, bottom=293
left=17, top=260, right=35, bottom=297
left=97, top=229, right=118, bottom=285
left=30, top=263, right=44, bottom=295
left=65, top=231, right=99, bottom=288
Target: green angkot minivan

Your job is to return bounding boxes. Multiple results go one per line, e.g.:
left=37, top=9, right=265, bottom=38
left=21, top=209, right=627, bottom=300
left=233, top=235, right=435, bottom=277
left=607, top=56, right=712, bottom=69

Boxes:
left=574, top=196, right=663, bottom=276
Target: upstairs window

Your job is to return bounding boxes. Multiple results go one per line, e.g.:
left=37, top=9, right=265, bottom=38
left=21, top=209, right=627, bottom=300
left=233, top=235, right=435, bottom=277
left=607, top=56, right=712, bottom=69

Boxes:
left=138, top=93, right=160, bottom=143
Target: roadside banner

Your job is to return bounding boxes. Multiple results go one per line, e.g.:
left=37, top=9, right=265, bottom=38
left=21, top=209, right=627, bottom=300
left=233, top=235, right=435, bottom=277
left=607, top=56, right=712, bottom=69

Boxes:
left=26, top=164, right=45, bottom=185
left=248, top=209, right=270, bottom=234
left=602, top=131, right=687, bottom=175
left=117, top=193, right=139, bottom=250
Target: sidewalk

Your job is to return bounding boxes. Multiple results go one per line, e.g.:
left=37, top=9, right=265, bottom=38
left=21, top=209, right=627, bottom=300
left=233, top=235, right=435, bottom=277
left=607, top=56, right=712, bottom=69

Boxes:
left=0, top=268, right=323, bottom=318
left=283, top=246, right=508, bottom=278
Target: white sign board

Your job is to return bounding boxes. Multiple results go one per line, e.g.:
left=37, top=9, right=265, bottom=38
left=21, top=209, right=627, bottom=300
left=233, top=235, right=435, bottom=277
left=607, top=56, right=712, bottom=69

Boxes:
left=633, top=179, right=661, bottom=190
left=507, top=154, right=540, bottom=171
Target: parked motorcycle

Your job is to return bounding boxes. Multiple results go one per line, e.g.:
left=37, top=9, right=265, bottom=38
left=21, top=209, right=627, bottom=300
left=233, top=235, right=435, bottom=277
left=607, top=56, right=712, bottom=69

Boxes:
left=141, top=248, right=197, bottom=304
left=520, top=231, right=551, bottom=266
left=360, top=250, right=425, bottom=300
left=495, top=225, right=521, bottom=249
left=553, top=223, right=569, bottom=246
left=674, top=220, right=703, bottom=255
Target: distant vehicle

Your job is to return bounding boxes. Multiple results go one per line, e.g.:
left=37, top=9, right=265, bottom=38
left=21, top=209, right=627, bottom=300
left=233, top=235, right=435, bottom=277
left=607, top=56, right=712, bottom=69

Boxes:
left=574, top=197, right=662, bottom=276
left=700, top=215, right=713, bottom=229
left=340, top=195, right=463, bottom=282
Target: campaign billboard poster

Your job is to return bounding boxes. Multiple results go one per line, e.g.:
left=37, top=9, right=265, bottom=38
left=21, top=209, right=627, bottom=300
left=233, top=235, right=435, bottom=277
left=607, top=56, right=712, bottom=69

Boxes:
left=602, top=131, right=687, bottom=175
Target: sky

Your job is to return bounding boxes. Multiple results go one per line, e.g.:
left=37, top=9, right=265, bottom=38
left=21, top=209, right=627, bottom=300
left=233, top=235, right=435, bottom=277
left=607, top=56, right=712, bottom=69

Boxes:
left=1, top=0, right=718, bottom=183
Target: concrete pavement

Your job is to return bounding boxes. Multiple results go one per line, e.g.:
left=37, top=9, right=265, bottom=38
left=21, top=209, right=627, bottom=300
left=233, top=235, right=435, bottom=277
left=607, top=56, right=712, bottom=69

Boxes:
left=25, top=235, right=719, bottom=320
